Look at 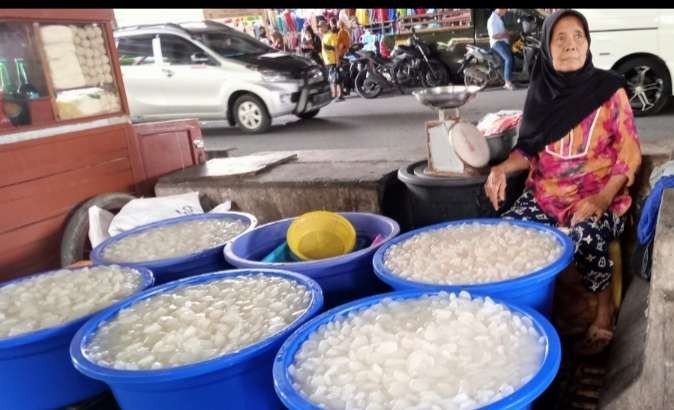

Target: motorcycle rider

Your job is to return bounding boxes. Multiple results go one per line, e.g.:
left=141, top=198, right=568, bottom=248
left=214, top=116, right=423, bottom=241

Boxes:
left=487, top=8, right=515, bottom=90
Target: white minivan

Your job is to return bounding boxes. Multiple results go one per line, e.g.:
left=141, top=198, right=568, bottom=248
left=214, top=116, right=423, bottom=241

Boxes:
left=114, top=21, right=331, bottom=133
left=578, top=9, right=674, bottom=116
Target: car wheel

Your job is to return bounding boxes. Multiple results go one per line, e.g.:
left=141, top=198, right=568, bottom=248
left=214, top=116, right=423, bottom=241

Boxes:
left=296, top=109, right=320, bottom=119
left=234, top=94, right=271, bottom=134
left=615, top=57, right=671, bottom=116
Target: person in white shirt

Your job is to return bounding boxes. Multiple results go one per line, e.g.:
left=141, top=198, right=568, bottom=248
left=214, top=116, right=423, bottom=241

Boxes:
left=487, top=8, right=515, bottom=90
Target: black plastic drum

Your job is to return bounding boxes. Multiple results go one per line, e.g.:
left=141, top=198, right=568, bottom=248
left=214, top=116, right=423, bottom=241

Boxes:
left=397, top=160, right=527, bottom=230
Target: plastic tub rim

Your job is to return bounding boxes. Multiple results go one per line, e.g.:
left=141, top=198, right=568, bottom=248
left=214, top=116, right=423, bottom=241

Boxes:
left=91, top=211, right=258, bottom=269
left=224, top=212, right=400, bottom=270
left=0, top=265, right=154, bottom=351
left=273, top=289, right=562, bottom=410
left=399, top=160, right=527, bottom=187
left=372, top=218, right=574, bottom=291
left=70, top=268, right=323, bottom=384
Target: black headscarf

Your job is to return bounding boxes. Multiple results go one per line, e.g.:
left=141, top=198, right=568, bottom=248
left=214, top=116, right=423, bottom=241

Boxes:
left=515, top=9, right=625, bottom=156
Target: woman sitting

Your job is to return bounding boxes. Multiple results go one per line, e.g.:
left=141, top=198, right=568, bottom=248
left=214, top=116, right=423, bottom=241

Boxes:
left=484, top=9, right=642, bottom=355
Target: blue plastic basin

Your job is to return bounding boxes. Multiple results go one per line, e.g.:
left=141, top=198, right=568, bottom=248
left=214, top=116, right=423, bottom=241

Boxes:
left=224, top=212, right=400, bottom=309
left=372, top=218, right=574, bottom=315
left=91, top=212, right=257, bottom=284
left=0, top=265, right=154, bottom=410
left=70, top=269, right=323, bottom=410
left=273, top=290, right=562, bottom=410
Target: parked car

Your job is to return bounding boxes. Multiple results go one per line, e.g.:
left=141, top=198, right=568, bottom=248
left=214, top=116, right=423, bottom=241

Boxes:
left=577, top=9, right=673, bottom=116
left=114, top=21, right=331, bottom=133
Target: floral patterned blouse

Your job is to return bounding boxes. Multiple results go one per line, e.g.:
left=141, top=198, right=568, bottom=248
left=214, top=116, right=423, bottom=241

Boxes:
left=517, top=88, right=642, bottom=226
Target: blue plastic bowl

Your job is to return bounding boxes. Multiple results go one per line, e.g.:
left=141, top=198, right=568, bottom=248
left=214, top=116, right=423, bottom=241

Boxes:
left=273, top=290, right=562, bottom=410
left=224, top=212, right=400, bottom=309
left=372, top=218, right=574, bottom=315
left=0, top=265, right=154, bottom=410
left=70, top=269, right=323, bottom=410
left=91, top=212, right=257, bottom=284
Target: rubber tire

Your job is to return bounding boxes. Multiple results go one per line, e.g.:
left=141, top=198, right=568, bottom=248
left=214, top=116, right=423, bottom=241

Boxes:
left=421, top=60, right=450, bottom=88
left=355, top=69, right=383, bottom=99
left=233, top=94, right=272, bottom=134
left=60, top=192, right=137, bottom=267
left=463, top=65, right=490, bottom=88
left=614, top=57, right=671, bottom=117
left=295, top=109, right=320, bottom=119
left=393, top=60, right=419, bottom=88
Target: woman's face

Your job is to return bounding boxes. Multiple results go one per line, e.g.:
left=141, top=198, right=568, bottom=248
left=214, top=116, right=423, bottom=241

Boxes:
left=550, top=15, right=589, bottom=72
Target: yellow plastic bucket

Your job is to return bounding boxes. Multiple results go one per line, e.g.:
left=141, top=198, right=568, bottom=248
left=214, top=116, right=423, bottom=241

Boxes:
left=287, top=211, right=357, bottom=261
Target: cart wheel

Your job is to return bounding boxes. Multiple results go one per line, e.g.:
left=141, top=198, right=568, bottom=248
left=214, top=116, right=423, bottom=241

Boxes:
left=60, top=192, right=137, bottom=267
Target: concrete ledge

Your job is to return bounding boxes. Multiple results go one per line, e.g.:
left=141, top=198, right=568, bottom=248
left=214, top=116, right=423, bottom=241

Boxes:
left=600, top=188, right=674, bottom=409
left=155, top=148, right=425, bottom=224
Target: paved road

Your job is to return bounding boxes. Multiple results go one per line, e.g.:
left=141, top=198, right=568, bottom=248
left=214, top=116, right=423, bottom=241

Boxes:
left=202, top=88, right=674, bottom=156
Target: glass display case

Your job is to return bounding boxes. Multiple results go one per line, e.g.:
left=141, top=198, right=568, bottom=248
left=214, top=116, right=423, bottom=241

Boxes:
left=0, top=18, right=124, bottom=133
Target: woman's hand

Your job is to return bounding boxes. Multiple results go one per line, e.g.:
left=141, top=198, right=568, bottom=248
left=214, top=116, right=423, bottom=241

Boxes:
left=570, top=193, right=611, bottom=226
left=485, top=165, right=507, bottom=210
left=570, top=175, right=628, bottom=226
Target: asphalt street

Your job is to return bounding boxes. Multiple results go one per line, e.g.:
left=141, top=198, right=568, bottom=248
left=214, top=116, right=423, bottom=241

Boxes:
left=202, top=87, right=674, bottom=157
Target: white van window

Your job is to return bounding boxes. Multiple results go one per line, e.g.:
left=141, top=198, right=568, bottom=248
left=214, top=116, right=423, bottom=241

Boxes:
left=194, top=32, right=272, bottom=58
left=159, top=34, right=215, bottom=66
left=117, top=35, right=156, bottom=66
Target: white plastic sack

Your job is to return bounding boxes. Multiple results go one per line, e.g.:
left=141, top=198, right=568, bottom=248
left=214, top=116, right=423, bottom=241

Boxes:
left=650, top=160, right=674, bottom=189
left=208, top=200, right=232, bottom=214
left=88, top=206, right=115, bottom=248
left=107, top=192, right=204, bottom=237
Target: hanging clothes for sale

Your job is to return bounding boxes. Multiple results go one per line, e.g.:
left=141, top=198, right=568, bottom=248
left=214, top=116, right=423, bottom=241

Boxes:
left=323, top=9, right=338, bottom=23
left=351, top=22, right=364, bottom=44
left=295, top=16, right=305, bottom=31
left=416, top=8, right=427, bottom=15
left=397, top=8, right=407, bottom=18
left=282, top=10, right=297, bottom=32
left=275, top=15, right=285, bottom=34
left=374, top=9, right=387, bottom=23
left=355, top=9, right=369, bottom=26
left=379, top=36, right=391, bottom=58
left=388, top=9, right=397, bottom=21
left=360, top=29, right=377, bottom=52
left=266, top=9, right=279, bottom=32
left=338, top=9, right=351, bottom=29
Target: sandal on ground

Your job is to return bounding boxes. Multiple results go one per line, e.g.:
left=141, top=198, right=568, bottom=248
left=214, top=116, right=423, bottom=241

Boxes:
left=573, top=324, right=615, bottom=355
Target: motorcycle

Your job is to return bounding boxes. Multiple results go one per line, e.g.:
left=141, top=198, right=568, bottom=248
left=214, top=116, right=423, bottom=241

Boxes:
left=353, top=48, right=406, bottom=99
left=458, top=16, right=541, bottom=88
left=337, top=43, right=367, bottom=96
left=392, top=27, right=450, bottom=89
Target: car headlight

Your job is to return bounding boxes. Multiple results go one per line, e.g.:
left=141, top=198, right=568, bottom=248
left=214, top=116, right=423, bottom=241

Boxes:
left=307, top=68, right=324, bottom=84
left=259, top=70, right=292, bottom=82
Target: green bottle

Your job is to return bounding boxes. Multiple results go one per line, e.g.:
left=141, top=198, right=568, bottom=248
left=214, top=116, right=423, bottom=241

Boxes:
left=15, top=58, right=40, bottom=99
left=0, top=59, right=16, bottom=98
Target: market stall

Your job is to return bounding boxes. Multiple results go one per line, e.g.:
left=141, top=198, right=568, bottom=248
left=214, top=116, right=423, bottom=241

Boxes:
left=0, top=9, right=205, bottom=281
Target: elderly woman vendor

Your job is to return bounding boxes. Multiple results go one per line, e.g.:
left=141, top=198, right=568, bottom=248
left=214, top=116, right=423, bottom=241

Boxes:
left=484, top=9, right=642, bottom=355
